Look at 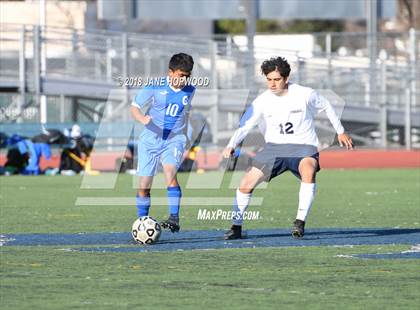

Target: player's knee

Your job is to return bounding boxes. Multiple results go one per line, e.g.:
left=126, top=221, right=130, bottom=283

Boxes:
left=299, top=158, right=317, bottom=172
left=239, top=168, right=264, bottom=193
left=301, top=174, right=316, bottom=183
left=301, top=164, right=316, bottom=173
left=239, top=179, right=255, bottom=193
left=300, top=167, right=316, bottom=182
left=166, top=178, right=179, bottom=187
left=138, top=189, right=151, bottom=197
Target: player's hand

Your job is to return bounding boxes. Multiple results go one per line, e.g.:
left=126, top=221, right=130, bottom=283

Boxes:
left=141, top=115, right=152, bottom=125
left=338, top=133, right=353, bottom=150
left=222, top=147, right=235, bottom=159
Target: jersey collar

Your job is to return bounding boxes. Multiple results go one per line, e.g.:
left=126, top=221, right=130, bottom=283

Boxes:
left=166, top=76, right=183, bottom=93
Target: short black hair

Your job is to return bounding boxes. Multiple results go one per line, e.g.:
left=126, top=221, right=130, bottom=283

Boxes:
left=169, top=53, right=194, bottom=72
left=261, top=57, right=291, bottom=77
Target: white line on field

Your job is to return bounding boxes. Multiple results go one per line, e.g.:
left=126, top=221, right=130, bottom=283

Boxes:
left=75, top=197, right=264, bottom=206
left=0, top=235, right=15, bottom=246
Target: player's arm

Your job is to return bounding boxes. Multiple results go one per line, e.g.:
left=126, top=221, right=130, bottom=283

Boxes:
left=130, top=87, right=154, bottom=125
left=309, top=92, right=353, bottom=150
left=223, top=101, right=263, bottom=158
left=337, top=132, right=353, bottom=149
left=130, top=106, right=152, bottom=125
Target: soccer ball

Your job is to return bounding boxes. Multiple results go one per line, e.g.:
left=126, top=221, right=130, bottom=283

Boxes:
left=132, top=216, right=161, bottom=245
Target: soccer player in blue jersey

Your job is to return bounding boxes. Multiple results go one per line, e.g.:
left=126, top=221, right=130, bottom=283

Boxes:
left=130, top=53, right=195, bottom=232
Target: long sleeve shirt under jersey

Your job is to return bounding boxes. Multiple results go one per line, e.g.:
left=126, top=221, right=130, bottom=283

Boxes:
left=227, top=83, right=345, bottom=149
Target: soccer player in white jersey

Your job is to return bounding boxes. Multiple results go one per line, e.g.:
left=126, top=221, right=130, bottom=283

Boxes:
left=222, top=57, right=353, bottom=239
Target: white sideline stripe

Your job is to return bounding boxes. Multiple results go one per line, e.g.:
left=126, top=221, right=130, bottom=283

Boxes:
left=0, top=235, right=15, bottom=247
left=75, top=197, right=264, bottom=206
left=402, top=244, right=420, bottom=253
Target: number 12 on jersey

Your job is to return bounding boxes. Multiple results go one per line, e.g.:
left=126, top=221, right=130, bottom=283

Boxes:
left=279, top=122, right=294, bottom=134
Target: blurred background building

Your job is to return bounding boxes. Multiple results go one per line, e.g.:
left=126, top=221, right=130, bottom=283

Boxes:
left=0, top=0, right=419, bottom=151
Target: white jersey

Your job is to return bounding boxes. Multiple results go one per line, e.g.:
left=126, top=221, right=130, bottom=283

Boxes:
left=227, top=83, right=344, bottom=149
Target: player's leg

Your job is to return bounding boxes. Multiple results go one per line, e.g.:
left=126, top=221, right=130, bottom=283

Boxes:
left=136, top=176, right=154, bottom=217
left=160, top=164, right=182, bottom=232
left=160, top=135, right=186, bottom=232
left=135, top=130, right=160, bottom=218
left=163, top=165, right=181, bottom=219
left=225, top=144, right=282, bottom=239
left=224, top=167, right=266, bottom=239
left=292, top=156, right=319, bottom=238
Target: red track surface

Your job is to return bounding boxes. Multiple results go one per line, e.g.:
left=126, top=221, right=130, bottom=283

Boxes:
left=319, top=150, right=420, bottom=169
left=0, top=150, right=419, bottom=171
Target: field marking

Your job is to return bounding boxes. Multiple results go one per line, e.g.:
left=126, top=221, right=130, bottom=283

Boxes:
left=336, top=244, right=420, bottom=260
left=0, top=235, right=15, bottom=247
left=75, top=197, right=264, bottom=206
left=350, top=252, right=420, bottom=259
left=1, top=228, right=419, bottom=256
left=403, top=244, right=420, bottom=253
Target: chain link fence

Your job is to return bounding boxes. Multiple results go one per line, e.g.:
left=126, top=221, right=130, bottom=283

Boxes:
left=0, top=23, right=418, bottom=147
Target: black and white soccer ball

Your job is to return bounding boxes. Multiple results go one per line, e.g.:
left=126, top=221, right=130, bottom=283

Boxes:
left=132, top=216, right=161, bottom=245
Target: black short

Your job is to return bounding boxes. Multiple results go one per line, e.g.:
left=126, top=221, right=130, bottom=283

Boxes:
left=252, top=143, right=320, bottom=181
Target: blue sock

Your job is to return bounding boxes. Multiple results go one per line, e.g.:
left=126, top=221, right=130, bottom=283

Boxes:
left=136, top=194, right=150, bottom=217
left=167, top=186, right=182, bottom=217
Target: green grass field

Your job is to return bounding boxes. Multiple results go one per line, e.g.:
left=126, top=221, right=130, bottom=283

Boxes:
left=1, top=169, right=419, bottom=309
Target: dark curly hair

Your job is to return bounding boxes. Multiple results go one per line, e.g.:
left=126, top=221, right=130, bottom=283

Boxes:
left=169, top=53, right=194, bottom=72
left=260, top=57, right=291, bottom=77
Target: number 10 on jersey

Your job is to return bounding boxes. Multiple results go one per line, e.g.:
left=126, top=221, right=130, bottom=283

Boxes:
left=165, top=103, right=179, bottom=117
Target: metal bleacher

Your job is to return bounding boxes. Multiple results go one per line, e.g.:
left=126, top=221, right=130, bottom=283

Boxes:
left=0, top=23, right=419, bottom=147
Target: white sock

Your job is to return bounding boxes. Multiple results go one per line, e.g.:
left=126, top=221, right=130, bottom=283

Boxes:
left=296, top=182, right=317, bottom=222
left=232, top=189, right=252, bottom=226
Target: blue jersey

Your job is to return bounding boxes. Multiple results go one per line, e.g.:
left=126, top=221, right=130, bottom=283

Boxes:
left=132, top=78, right=195, bottom=137
left=17, top=140, right=51, bottom=175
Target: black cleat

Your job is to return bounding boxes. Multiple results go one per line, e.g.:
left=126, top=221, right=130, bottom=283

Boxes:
left=161, top=215, right=180, bottom=233
left=224, top=225, right=242, bottom=240
left=291, top=219, right=305, bottom=239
